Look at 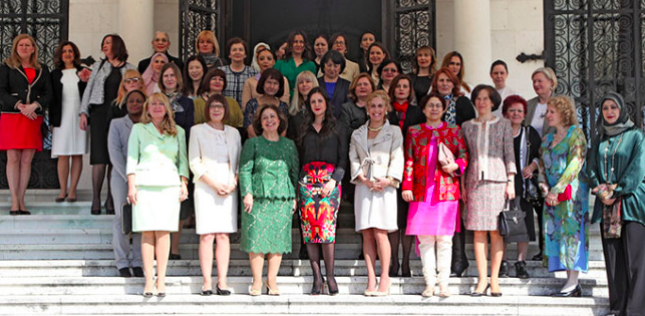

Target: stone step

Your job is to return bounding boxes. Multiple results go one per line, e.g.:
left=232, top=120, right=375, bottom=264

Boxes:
left=0, top=259, right=608, bottom=280
left=0, top=294, right=609, bottom=315
left=0, top=275, right=608, bottom=297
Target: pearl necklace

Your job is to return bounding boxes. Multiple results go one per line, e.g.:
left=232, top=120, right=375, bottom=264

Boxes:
left=367, top=124, right=384, bottom=132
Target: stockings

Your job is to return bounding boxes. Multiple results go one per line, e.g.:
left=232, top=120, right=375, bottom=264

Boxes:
left=306, top=243, right=337, bottom=293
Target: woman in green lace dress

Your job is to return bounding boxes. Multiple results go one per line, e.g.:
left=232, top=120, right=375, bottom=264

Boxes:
left=239, top=104, right=299, bottom=296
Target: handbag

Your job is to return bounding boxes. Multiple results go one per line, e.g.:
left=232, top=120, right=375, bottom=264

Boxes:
left=122, top=203, right=132, bottom=235
left=437, top=142, right=456, bottom=176
left=498, top=198, right=527, bottom=241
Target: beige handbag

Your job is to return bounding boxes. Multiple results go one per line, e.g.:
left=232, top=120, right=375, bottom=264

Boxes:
left=437, top=142, right=456, bottom=176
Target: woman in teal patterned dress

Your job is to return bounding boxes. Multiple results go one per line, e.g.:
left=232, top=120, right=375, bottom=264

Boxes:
left=239, top=104, right=299, bottom=296
left=538, top=96, right=588, bottom=297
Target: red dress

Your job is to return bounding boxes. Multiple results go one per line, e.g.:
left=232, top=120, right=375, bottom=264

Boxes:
left=0, top=67, right=44, bottom=151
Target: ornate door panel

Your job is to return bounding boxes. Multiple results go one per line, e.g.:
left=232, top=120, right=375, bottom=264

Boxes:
left=179, top=0, right=221, bottom=62
left=545, top=0, right=645, bottom=139
left=392, top=0, right=436, bottom=74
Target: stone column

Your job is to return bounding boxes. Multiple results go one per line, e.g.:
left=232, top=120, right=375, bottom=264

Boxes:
left=453, top=0, right=492, bottom=87
left=118, top=0, right=154, bottom=64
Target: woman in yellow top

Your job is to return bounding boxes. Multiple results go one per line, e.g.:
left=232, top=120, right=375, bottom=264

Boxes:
left=126, top=92, right=189, bottom=297
left=193, top=68, right=243, bottom=128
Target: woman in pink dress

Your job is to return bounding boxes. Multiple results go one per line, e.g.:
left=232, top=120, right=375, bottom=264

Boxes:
left=402, top=93, right=468, bottom=297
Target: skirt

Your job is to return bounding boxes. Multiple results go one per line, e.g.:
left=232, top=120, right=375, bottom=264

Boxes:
left=132, top=185, right=181, bottom=232
left=298, top=161, right=341, bottom=244
left=240, top=198, right=293, bottom=254
left=89, top=103, right=110, bottom=165
left=0, top=113, right=43, bottom=151
left=465, top=180, right=506, bottom=231
left=194, top=180, right=237, bottom=234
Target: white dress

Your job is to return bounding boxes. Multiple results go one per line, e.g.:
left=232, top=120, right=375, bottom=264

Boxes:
left=51, top=69, right=88, bottom=157
left=191, top=124, right=238, bottom=234
left=353, top=139, right=399, bottom=232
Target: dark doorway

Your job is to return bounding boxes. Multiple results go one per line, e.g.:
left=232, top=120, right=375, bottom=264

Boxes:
left=230, top=0, right=383, bottom=62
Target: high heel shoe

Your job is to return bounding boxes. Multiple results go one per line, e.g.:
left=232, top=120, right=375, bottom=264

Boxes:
left=216, top=285, right=231, bottom=296
left=327, top=279, right=339, bottom=296
left=200, top=287, right=213, bottom=296
left=372, top=282, right=390, bottom=297
left=249, top=287, right=262, bottom=296
left=310, top=280, right=324, bottom=295
left=552, top=284, right=581, bottom=297
left=470, top=284, right=490, bottom=297
left=266, top=283, right=280, bottom=296
left=55, top=194, right=67, bottom=203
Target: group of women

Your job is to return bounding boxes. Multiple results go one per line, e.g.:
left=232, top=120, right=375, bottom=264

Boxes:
left=1, top=31, right=643, bottom=315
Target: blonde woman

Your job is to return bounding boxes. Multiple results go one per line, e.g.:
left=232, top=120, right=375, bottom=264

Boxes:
left=127, top=92, right=189, bottom=297
left=110, top=69, right=146, bottom=119
left=195, top=30, right=223, bottom=69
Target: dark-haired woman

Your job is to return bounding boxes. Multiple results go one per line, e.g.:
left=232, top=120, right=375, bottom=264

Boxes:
left=243, top=68, right=289, bottom=138
left=80, top=34, right=135, bottom=215
left=239, top=104, right=299, bottom=295
left=219, top=37, right=258, bottom=106
left=297, top=87, right=348, bottom=295
left=50, top=41, right=89, bottom=203
left=366, top=43, right=390, bottom=85
left=376, top=60, right=401, bottom=93
left=588, top=92, right=645, bottom=315
left=194, top=68, right=244, bottom=129
left=410, top=46, right=437, bottom=104
left=182, top=55, right=208, bottom=99
left=329, top=33, right=360, bottom=82
left=0, top=34, right=52, bottom=215
left=358, top=31, right=376, bottom=73
left=313, top=35, right=329, bottom=73
left=387, top=74, right=425, bottom=277
left=318, top=50, right=350, bottom=118
left=275, top=31, right=317, bottom=99
left=242, top=49, right=290, bottom=111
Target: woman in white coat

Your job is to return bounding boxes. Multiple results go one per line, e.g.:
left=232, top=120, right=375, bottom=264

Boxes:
left=189, top=94, right=242, bottom=296
left=349, top=90, right=404, bottom=296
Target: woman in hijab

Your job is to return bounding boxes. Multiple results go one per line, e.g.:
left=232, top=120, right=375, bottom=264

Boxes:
left=142, top=53, right=168, bottom=95
left=587, top=92, right=645, bottom=315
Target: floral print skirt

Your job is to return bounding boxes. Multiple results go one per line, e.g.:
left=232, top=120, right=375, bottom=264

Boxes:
left=298, top=162, right=341, bottom=244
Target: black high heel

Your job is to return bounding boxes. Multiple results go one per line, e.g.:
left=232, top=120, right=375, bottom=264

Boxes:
left=310, top=272, right=324, bottom=295
left=470, top=284, right=490, bottom=297
left=552, top=284, right=581, bottom=297
left=327, top=277, right=339, bottom=296
left=216, top=285, right=231, bottom=296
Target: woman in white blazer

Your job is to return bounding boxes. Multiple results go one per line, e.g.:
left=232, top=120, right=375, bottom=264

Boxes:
left=189, top=94, right=242, bottom=296
left=349, top=90, right=404, bottom=296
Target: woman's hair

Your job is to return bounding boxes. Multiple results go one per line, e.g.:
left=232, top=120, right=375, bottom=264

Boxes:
left=203, top=93, right=230, bottom=122
left=377, top=60, right=402, bottom=86
left=359, top=31, right=375, bottom=50
left=5, top=34, right=40, bottom=69
left=53, top=41, right=81, bottom=70
left=201, top=68, right=227, bottom=94
left=440, top=51, right=469, bottom=92
left=283, top=30, right=313, bottom=61
left=181, top=55, right=208, bottom=96
left=140, top=92, right=178, bottom=136
left=116, top=69, right=146, bottom=107
left=158, top=63, right=184, bottom=93
left=413, top=45, right=437, bottom=76
left=490, top=59, right=508, bottom=74
left=102, top=34, right=128, bottom=62
left=532, top=67, right=558, bottom=91
left=366, top=90, right=392, bottom=113
left=123, top=89, right=147, bottom=114
left=388, top=74, right=414, bottom=104
left=430, top=67, right=462, bottom=97
left=420, top=93, right=448, bottom=111
left=252, top=104, right=288, bottom=135
left=195, top=30, right=220, bottom=56
left=289, top=70, right=319, bottom=115
left=256, top=68, right=285, bottom=98
left=548, top=95, right=578, bottom=126
left=367, top=42, right=391, bottom=73
left=348, top=73, right=376, bottom=102
left=320, top=49, right=346, bottom=75
left=471, top=84, right=502, bottom=112
left=225, top=37, right=248, bottom=63
left=502, top=94, right=528, bottom=116
left=298, top=87, right=337, bottom=146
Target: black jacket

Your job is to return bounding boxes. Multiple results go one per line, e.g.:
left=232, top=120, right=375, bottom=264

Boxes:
left=451, top=96, right=476, bottom=127
left=50, top=66, right=87, bottom=127
left=137, top=52, right=184, bottom=74
left=318, top=77, right=350, bottom=119
left=0, top=63, right=52, bottom=115
left=387, top=104, right=425, bottom=140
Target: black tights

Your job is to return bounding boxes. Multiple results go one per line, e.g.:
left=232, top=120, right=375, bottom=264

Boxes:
left=307, top=243, right=337, bottom=293
left=388, top=230, right=413, bottom=275
left=91, top=164, right=113, bottom=210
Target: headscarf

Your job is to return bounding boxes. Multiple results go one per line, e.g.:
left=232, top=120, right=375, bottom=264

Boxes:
left=251, top=42, right=271, bottom=72
left=601, top=91, right=633, bottom=136
left=142, top=52, right=168, bottom=96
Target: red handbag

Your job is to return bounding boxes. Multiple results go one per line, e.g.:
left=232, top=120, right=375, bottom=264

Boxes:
left=557, top=184, right=572, bottom=201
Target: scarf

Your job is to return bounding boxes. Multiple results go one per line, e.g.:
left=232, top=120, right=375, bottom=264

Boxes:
left=601, top=92, right=634, bottom=136
left=142, top=52, right=168, bottom=96
left=393, top=101, right=409, bottom=129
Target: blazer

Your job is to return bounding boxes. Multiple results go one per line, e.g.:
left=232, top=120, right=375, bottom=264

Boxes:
left=349, top=120, right=404, bottom=186
left=108, top=115, right=135, bottom=183
left=462, top=116, right=516, bottom=185
left=318, top=76, right=350, bottom=118
left=50, top=66, right=87, bottom=127
left=126, top=122, right=189, bottom=186
left=387, top=103, right=426, bottom=140
left=402, top=122, right=468, bottom=202
left=524, top=95, right=556, bottom=135
left=80, top=60, right=135, bottom=116
left=340, top=58, right=360, bottom=83
left=189, top=123, right=242, bottom=183
left=450, top=96, right=477, bottom=127
left=0, top=63, right=52, bottom=115
left=169, top=94, right=195, bottom=141
left=138, top=52, right=183, bottom=74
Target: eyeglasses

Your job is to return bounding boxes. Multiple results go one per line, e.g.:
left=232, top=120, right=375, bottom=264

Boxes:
left=209, top=104, right=225, bottom=109
left=124, top=78, right=141, bottom=83
left=383, top=68, right=398, bottom=73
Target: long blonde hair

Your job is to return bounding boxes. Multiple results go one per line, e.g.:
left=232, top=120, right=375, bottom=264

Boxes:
left=289, top=70, right=318, bottom=115
left=115, top=69, right=146, bottom=107
left=140, top=92, right=178, bottom=136
left=5, top=34, right=41, bottom=70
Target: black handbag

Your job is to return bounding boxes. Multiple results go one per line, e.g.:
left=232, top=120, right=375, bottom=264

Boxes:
left=122, top=203, right=132, bottom=235
left=498, top=198, right=527, bottom=241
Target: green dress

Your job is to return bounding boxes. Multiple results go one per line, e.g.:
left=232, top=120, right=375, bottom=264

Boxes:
left=239, top=136, right=299, bottom=254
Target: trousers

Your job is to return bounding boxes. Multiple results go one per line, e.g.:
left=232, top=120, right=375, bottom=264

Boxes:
left=418, top=235, right=453, bottom=286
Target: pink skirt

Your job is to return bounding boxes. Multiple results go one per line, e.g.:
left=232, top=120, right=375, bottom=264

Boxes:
left=0, top=113, right=43, bottom=151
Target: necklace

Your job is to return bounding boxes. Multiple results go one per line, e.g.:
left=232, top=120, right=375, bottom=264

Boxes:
left=603, top=133, right=624, bottom=184
left=367, top=124, right=384, bottom=132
